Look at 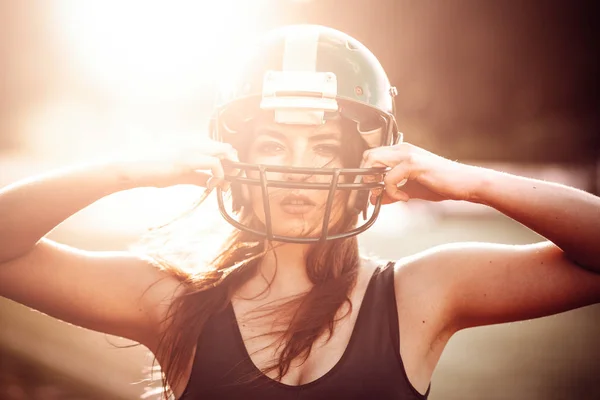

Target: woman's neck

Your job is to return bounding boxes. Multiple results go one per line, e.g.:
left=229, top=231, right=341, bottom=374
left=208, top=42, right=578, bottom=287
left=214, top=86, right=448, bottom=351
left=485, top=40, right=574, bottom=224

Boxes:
left=238, top=241, right=313, bottom=301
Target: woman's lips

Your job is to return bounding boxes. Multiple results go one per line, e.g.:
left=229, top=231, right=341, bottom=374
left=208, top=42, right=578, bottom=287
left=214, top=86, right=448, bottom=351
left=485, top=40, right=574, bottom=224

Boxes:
left=279, top=194, right=316, bottom=215
left=280, top=203, right=316, bottom=215
left=280, top=194, right=315, bottom=205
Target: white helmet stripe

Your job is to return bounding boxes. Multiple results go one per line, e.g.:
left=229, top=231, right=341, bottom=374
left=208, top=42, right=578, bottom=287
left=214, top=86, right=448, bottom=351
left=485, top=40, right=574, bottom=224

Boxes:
left=282, top=25, right=319, bottom=71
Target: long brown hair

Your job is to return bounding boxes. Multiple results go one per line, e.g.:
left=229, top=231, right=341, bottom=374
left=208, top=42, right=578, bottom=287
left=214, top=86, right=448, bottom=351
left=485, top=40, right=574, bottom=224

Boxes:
left=143, top=117, right=369, bottom=399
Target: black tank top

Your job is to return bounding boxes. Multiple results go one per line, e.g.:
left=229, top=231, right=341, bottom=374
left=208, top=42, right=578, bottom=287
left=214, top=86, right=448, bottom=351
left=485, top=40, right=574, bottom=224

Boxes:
left=180, top=262, right=431, bottom=399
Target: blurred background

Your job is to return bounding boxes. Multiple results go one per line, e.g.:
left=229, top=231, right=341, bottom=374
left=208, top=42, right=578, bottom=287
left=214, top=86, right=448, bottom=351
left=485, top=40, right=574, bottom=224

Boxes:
left=0, top=0, right=599, bottom=399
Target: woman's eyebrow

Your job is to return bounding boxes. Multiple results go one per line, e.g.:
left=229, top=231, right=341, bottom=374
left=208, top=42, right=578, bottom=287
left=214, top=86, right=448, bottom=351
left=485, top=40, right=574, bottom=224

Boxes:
left=309, top=133, right=341, bottom=142
left=255, top=129, right=340, bottom=143
left=255, top=128, right=287, bottom=141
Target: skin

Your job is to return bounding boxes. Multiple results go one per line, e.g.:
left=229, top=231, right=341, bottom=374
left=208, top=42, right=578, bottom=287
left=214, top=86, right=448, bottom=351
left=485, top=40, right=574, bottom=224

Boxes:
left=243, top=115, right=347, bottom=293
left=0, top=119, right=599, bottom=398
left=227, top=120, right=600, bottom=395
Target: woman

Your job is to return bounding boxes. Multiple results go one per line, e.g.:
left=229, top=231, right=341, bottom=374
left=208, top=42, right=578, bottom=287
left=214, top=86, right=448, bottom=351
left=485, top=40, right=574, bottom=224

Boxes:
left=0, top=25, right=599, bottom=400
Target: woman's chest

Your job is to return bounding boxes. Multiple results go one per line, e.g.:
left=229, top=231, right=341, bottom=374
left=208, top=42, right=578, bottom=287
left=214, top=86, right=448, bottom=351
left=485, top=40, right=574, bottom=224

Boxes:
left=232, top=297, right=359, bottom=386
left=175, top=263, right=445, bottom=399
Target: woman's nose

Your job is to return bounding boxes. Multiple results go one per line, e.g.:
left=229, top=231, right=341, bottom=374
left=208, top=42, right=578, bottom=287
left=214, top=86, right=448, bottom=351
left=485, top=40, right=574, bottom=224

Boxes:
left=285, top=170, right=312, bottom=182
left=289, top=146, right=310, bottom=167
left=284, top=149, right=315, bottom=181
left=284, top=161, right=312, bottom=181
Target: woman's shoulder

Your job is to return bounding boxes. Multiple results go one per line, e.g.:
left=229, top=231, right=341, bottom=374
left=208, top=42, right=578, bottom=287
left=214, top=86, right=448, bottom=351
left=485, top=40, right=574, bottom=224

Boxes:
left=359, top=254, right=396, bottom=270
left=359, top=251, right=447, bottom=308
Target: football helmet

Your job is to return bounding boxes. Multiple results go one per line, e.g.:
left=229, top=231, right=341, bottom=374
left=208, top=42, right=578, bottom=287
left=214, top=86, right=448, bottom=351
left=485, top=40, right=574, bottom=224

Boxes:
left=210, top=25, right=401, bottom=243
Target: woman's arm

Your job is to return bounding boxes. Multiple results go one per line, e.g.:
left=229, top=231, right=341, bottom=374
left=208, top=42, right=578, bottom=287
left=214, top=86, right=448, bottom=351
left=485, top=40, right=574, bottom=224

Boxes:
left=0, top=144, right=233, bottom=263
left=0, top=141, right=236, bottom=345
left=0, top=162, right=179, bottom=345
left=427, top=168, right=600, bottom=332
left=363, top=142, right=600, bottom=272
left=362, top=143, right=600, bottom=333
left=469, top=168, right=600, bottom=272
left=0, top=162, right=151, bottom=262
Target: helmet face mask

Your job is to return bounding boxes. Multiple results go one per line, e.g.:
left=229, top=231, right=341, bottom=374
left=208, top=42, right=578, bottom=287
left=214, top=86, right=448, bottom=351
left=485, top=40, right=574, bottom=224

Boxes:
left=210, top=25, right=400, bottom=243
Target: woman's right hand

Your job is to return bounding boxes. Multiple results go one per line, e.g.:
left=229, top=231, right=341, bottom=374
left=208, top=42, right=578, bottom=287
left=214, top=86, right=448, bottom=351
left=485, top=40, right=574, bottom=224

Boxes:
left=121, top=138, right=239, bottom=190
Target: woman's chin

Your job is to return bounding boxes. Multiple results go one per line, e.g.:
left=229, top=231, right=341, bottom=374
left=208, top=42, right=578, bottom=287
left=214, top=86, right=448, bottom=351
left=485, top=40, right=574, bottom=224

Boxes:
left=270, top=221, right=323, bottom=239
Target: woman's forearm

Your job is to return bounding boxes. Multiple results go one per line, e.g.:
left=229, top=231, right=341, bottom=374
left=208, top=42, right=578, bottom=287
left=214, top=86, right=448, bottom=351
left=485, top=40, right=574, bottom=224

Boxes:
left=0, top=162, right=152, bottom=263
left=469, top=167, right=600, bottom=272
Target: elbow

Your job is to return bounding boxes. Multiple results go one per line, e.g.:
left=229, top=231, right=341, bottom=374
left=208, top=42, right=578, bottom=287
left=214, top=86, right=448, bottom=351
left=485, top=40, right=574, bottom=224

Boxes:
left=567, top=254, right=600, bottom=275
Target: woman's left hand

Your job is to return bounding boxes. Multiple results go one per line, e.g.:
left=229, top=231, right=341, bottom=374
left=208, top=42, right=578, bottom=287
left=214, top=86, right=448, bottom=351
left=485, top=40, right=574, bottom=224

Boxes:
left=361, top=142, right=485, bottom=205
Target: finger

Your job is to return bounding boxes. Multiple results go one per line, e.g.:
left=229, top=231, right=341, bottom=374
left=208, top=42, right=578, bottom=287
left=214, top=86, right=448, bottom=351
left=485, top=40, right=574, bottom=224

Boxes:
left=362, top=144, right=410, bottom=167
left=370, top=191, right=405, bottom=205
left=360, top=149, right=390, bottom=184
left=219, top=147, right=241, bottom=180
left=205, top=176, right=219, bottom=191
left=383, top=165, right=410, bottom=202
left=362, top=149, right=395, bottom=168
left=209, top=157, right=231, bottom=191
left=361, top=150, right=404, bottom=187
left=370, top=188, right=409, bottom=205
left=190, top=155, right=227, bottom=190
left=364, top=157, right=407, bottom=198
left=361, top=161, right=386, bottom=184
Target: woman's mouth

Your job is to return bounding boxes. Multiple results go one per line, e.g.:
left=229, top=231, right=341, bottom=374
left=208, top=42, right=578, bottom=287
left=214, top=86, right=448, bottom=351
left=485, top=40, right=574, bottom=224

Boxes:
left=279, top=194, right=316, bottom=215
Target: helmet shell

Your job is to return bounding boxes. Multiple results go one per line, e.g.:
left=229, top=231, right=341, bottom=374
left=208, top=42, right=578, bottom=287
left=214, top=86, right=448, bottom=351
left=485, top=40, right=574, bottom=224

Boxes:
left=210, top=25, right=398, bottom=243
left=217, top=25, right=395, bottom=115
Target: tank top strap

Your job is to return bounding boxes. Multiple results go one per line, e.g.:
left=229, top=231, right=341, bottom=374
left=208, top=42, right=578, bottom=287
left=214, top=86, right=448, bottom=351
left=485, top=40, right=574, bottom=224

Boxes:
left=344, top=261, right=398, bottom=362
left=382, top=261, right=401, bottom=355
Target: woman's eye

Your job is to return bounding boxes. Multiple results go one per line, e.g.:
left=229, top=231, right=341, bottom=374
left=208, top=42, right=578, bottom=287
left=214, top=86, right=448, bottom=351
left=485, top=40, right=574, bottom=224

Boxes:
left=315, top=144, right=341, bottom=157
left=257, top=142, right=285, bottom=154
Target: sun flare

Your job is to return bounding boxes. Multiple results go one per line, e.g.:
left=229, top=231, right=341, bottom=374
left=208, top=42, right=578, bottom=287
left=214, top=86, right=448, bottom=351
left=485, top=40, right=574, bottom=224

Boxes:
left=53, top=0, right=267, bottom=100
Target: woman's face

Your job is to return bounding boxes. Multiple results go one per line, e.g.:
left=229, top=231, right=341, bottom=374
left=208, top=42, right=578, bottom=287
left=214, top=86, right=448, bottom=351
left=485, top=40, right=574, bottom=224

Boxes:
left=245, top=116, right=349, bottom=239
